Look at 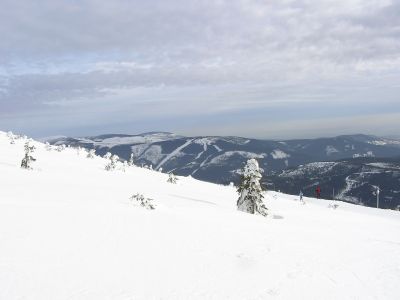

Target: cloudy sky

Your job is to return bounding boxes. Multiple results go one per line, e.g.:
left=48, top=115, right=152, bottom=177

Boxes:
left=1, top=0, right=399, bottom=139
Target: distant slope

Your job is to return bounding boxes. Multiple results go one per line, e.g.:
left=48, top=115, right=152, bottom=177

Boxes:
left=265, top=157, right=400, bottom=209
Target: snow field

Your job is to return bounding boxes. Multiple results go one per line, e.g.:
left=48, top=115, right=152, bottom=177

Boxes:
left=1, top=131, right=399, bottom=300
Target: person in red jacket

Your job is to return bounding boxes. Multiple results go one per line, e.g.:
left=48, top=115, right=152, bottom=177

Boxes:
left=315, top=186, right=321, bottom=199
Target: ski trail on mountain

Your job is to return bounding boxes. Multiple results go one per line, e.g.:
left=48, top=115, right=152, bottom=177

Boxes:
left=156, top=139, right=193, bottom=170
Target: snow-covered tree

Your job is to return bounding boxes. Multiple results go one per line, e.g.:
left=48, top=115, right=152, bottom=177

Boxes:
left=104, top=152, right=112, bottom=160
left=121, top=161, right=128, bottom=172
left=237, top=158, right=268, bottom=216
left=129, top=193, right=155, bottom=210
left=128, top=153, right=135, bottom=166
left=105, top=153, right=119, bottom=171
left=21, top=142, right=36, bottom=169
left=56, top=145, right=65, bottom=152
left=87, top=149, right=96, bottom=158
left=167, top=172, right=178, bottom=184
left=45, top=142, right=52, bottom=151
left=76, top=146, right=82, bottom=155
left=7, top=131, right=15, bottom=144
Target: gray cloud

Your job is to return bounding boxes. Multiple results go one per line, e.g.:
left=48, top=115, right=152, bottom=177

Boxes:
left=1, top=0, right=399, bottom=138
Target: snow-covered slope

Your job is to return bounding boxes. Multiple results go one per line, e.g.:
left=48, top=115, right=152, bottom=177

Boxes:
left=1, top=131, right=400, bottom=300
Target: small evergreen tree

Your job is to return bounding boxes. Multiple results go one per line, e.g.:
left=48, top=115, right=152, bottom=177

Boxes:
left=128, top=153, right=135, bottom=166
left=76, top=146, right=82, bottom=155
left=56, top=145, right=65, bottom=152
left=45, top=142, right=52, bottom=151
left=167, top=172, right=178, bottom=184
left=87, top=149, right=96, bottom=158
left=237, top=158, right=268, bottom=216
left=105, top=153, right=119, bottom=171
left=21, top=142, right=36, bottom=169
left=7, top=131, right=15, bottom=144
left=104, top=152, right=112, bottom=160
left=121, top=161, right=128, bottom=172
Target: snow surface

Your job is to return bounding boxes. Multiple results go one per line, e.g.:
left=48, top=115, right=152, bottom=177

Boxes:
left=1, top=131, right=400, bottom=300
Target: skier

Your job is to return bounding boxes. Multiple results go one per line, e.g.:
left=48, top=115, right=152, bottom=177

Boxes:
left=315, top=186, right=321, bottom=199
left=299, top=190, right=304, bottom=203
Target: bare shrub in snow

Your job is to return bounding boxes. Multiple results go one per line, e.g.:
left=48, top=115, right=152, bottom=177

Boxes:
left=21, top=142, right=36, bottom=169
left=237, top=158, right=268, bottom=216
left=167, top=172, right=178, bottom=184
left=328, top=202, right=339, bottom=209
left=129, top=193, right=155, bottom=210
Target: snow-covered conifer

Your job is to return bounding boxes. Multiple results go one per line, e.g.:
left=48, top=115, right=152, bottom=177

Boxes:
left=128, top=153, right=135, bottom=166
left=21, top=142, right=36, bottom=169
left=56, top=145, right=65, bottom=152
left=104, top=152, right=112, bottom=160
left=45, top=142, right=52, bottom=151
left=87, top=149, right=96, bottom=158
left=121, top=161, right=128, bottom=172
left=7, top=131, right=15, bottom=144
left=105, top=154, right=119, bottom=171
left=167, top=172, right=178, bottom=184
left=76, top=146, right=82, bottom=155
left=237, top=158, right=268, bottom=216
left=129, top=193, right=155, bottom=210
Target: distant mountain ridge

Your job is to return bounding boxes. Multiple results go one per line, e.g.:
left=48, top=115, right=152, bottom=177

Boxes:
left=48, top=132, right=400, bottom=209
